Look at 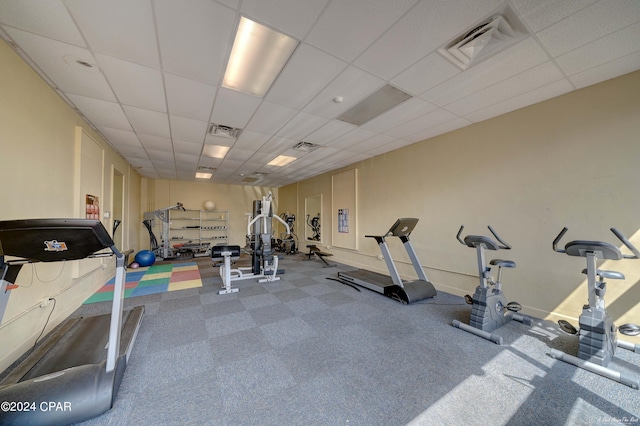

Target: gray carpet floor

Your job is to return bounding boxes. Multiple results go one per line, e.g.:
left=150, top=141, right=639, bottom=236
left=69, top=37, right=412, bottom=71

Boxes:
left=68, top=253, right=640, bottom=426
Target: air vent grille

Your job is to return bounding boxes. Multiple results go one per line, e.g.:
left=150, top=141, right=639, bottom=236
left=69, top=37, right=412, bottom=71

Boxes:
left=292, top=141, right=321, bottom=152
left=208, top=123, right=242, bottom=139
left=438, top=4, right=527, bottom=70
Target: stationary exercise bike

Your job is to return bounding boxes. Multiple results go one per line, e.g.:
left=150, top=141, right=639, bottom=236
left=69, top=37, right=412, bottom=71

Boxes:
left=453, top=225, right=532, bottom=344
left=551, top=227, right=640, bottom=389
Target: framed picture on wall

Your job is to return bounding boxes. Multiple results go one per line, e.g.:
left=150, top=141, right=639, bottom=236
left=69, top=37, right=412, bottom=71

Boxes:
left=86, top=194, right=100, bottom=220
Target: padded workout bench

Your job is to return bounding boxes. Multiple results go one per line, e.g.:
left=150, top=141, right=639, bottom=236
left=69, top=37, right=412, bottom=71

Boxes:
left=212, top=244, right=241, bottom=294
left=306, top=244, right=336, bottom=268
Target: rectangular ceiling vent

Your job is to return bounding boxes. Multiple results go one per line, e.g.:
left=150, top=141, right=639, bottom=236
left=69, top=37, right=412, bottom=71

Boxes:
left=438, top=4, right=528, bottom=70
left=241, top=172, right=266, bottom=183
left=198, top=166, right=216, bottom=172
left=337, top=84, right=413, bottom=126
left=208, top=123, right=242, bottom=139
left=292, top=141, right=321, bottom=152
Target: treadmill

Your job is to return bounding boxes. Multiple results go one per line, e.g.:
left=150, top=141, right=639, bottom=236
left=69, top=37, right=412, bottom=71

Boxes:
left=0, top=219, right=144, bottom=425
left=338, top=218, right=437, bottom=304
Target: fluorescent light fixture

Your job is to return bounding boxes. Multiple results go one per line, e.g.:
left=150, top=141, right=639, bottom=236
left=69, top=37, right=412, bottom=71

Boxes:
left=336, top=84, right=413, bottom=126
left=267, top=155, right=296, bottom=167
left=202, top=144, right=230, bottom=159
left=222, top=16, right=298, bottom=97
left=195, top=172, right=212, bottom=179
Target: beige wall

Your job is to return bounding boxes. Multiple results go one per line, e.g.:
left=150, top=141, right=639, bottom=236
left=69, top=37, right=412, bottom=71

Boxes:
left=281, top=70, right=640, bottom=344
left=0, top=40, right=142, bottom=370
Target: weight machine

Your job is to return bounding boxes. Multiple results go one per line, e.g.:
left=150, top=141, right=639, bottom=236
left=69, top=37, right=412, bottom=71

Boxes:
left=143, top=202, right=187, bottom=260
left=215, top=193, right=291, bottom=295
left=275, top=212, right=298, bottom=254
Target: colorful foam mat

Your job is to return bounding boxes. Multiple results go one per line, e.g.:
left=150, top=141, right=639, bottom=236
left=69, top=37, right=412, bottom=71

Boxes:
left=84, top=262, right=203, bottom=304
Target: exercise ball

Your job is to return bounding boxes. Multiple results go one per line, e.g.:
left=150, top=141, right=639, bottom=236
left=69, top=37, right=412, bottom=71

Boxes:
left=134, top=250, right=156, bottom=267
left=203, top=200, right=216, bottom=211
left=129, top=262, right=140, bottom=269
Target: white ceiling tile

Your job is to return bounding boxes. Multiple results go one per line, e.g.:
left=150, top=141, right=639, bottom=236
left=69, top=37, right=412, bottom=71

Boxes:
left=173, top=139, right=203, bottom=156
left=226, top=147, right=256, bottom=162
left=4, top=27, right=115, bottom=100
left=276, top=111, right=328, bottom=140
left=326, top=127, right=378, bottom=149
left=347, top=134, right=396, bottom=154
left=305, top=0, right=419, bottom=62
left=303, top=66, right=384, bottom=119
left=569, top=50, right=640, bottom=89
left=197, top=156, right=223, bottom=168
left=211, top=88, right=262, bottom=129
left=67, top=94, right=131, bottom=131
left=148, top=151, right=174, bottom=162
left=445, top=62, right=565, bottom=116
left=156, top=169, right=177, bottom=179
left=361, top=97, right=438, bottom=133
left=127, top=157, right=154, bottom=168
left=165, top=73, right=216, bottom=121
left=65, top=0, right=159, bottom=67
left=175, top=152, right=199, bottom=166
left=96, top=126, right=141, bottom=147
left=0, top=0, right=85, bottom=46
left=245, top=101, right=298, bottom=135
left=96, top=53, right=166, bottom=112
left=355, top=0, right=504, bottom=79
left=204, top=133, right=236, bottom=147
left=115, top=145, right=148, bottom=158
left=138, top=134, right=173, bottom=152
left=464, top=79, right=574, bottom=122
left=219, top=158, right=244, bottom=170
left=233, top=130, right=271, bottom=151
left=384, top=108, right=459, bottom=139
left=169, top=115, right=207, bottom=144
left=267, top=44, right=347, bottom=109
left=304, top=120, right=355, bottom=144
left=256, top=136, right=297, bottom=154
left=391, top=52, right=461, bottom=96
left=154, top=0, right=235, bottom=84
left=511, top=0, right=599, bottom=33
left=421, top=38, right=549, bottom=106
left=122, top=105, right=170, bottom=138
left=536, top=0, right=640, bottom=58
left=217, top=0, right=240, bottom=9
left=137, top=167, right=159, bottom=178
left=240, top=0, right=328, bottom=39
left=555, top=22, right=640, bottom=76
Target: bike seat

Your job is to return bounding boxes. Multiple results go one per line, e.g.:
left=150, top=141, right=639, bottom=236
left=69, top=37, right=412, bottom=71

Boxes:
left=490, top=259, right=515, bottom=268
left=580, top=268, right=625, bottom=280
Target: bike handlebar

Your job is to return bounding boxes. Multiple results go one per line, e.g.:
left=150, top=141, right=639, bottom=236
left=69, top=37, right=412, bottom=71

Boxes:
left=610, top=227, right=640, bottom=259
left=552, top=227, right=569, bottom=253
left=456, top=225, right=511, bottom=249
left=552, top=226, right=639, bottom=259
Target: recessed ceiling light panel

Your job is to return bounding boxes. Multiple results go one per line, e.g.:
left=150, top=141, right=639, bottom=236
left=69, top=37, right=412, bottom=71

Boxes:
left=222, top=16, right=299, bottom=97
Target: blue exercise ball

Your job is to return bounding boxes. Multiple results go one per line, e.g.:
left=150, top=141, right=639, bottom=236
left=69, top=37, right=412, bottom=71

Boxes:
left=134, top=250, right=156, bottom=267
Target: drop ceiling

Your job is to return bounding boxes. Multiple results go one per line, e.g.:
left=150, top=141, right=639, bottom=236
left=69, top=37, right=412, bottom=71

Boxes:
left=1, top=0, right=638, bottom=187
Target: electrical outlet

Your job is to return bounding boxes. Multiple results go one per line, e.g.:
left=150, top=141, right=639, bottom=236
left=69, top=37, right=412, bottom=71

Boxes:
left=377, top=255, right=383, bottom=260
left=40, top=298, right=51, bottom=308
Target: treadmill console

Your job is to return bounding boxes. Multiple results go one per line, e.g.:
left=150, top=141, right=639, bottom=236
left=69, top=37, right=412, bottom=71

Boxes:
left=387, top=218, right=419, bottom=237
